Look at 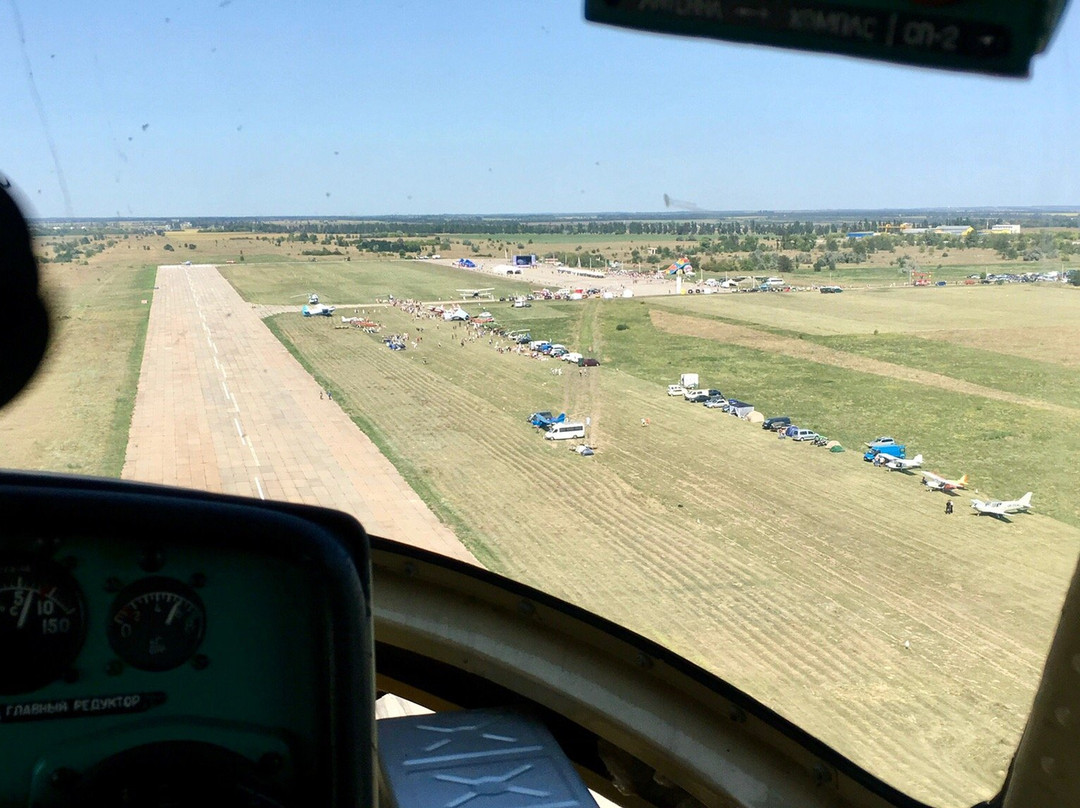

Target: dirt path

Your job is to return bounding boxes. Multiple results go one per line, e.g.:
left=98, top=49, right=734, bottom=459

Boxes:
left=651, top=310, right=1080, bottom=417
left=122, top=264, right=477, bottom=564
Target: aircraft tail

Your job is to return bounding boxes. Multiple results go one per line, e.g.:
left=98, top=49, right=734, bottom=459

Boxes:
left=959, top=474, right=969, bottom=488
left=911, top=454, right=923, bottom=466
left=1019, top=492, right=1033, bottom=508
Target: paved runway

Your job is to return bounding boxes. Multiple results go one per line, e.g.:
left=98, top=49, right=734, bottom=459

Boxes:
left=122, top=264, right=477, bottom=564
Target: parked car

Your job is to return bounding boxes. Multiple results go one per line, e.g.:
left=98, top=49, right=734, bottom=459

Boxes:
left=685, top=390, right=711, bottom=403
left=792, top=429, right=820, bottom=442
left=579, top=358, right=600, bottom=367
left=866, top=436, right=897, bottom=448
left=667, top=385, right=685, bottom=396
left=703, top=396, right=727, bottom=409
left=763, top=416, right=792, bottom=430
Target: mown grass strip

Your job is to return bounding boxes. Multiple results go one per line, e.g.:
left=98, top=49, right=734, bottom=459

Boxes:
left=810, top=332, right=1080, bottom=412
left=591, top=300, right=1080, bottom=527
left=103, top=264, right=158, bottom=476
left=262, top=315, right=496, bottom=566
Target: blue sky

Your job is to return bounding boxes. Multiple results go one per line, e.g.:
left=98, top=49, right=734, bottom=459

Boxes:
left=3, top=1, right=1078, bottom=218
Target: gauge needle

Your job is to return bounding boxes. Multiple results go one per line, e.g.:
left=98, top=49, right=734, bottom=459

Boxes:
left=165, top=599, right=182, bottom=626
left=17, top=590, right=34, bottom=629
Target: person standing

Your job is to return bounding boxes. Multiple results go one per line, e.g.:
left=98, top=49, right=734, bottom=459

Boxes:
left=945, top=500, right=953, bottom=515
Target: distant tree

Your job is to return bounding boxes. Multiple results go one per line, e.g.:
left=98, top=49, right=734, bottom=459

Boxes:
left=1067, top=269, right=1080, bottom=286
left=163, top=243, right=174, bottom=251
left=776, top=255, right=793, bottom=274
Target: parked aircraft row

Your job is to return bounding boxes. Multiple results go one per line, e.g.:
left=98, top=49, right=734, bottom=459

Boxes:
left=865, top=439, right=1032, bottom=520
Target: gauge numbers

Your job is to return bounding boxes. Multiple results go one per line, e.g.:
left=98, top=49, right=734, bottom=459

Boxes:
left=0, top=559, right=88, bottom=694
left=107, top=577, right=206, bottom=672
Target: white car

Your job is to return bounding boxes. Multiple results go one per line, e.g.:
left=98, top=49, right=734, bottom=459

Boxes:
left=667, top=385, right=685, bottom=396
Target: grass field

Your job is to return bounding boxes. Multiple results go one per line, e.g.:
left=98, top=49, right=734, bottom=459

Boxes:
left=0, top=249, right=156, bottom=475
left=220, top=258, right=535, bottom=304
left=242, top=265, right=1080, bottom=808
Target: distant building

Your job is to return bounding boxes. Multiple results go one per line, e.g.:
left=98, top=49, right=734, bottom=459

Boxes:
left=846, top=231, right=874, bottom=239
left=934, top=225, right=975, bottom=236
left=990, top=223, right=1021, bottom=234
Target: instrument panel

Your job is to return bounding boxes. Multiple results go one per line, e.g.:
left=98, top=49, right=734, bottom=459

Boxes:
left=0, top=475, right=374, bottom=808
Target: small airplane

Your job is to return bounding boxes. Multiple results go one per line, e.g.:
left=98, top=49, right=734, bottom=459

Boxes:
left=457, top=288, right=494, bottom=300
left=921, top=471, right=969, bottom=492
left=302, top=303, right=335, bottom=317
left=883, top=453, right=923, bottom=471
left=971, top=492, right=1033, bottom=518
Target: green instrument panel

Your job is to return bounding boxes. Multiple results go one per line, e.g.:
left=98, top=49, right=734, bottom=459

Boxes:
left=0, top=529, right=347, bottom=807
left=585, top=0, right=1069, bottom=77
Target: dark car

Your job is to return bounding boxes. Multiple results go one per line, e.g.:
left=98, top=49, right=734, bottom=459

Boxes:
left=763, top=416, right=792, bottom=430
left=685, top=390, right=711, bottom=403
left=579, top=358, right=600, bottom=367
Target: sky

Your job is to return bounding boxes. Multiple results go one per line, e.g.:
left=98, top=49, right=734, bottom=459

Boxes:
left=3, top=1, right=1079, bottom=219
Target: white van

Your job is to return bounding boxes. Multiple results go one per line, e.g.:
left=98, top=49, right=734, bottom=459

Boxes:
left=544, top=422, right=586, bottom=441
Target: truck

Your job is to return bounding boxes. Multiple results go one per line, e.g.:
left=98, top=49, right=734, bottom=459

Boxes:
left=530, top=412, right=566, bottom=429
left=679, top=373, right=699, bottom=389
left=863, top=444, right=906, bottom=462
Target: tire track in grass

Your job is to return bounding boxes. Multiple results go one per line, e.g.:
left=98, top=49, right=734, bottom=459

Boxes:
left=341, top=319, right=1049, bottom=687
left=651, top=310, right=1080, bottom=417
left=270, top=308, right=1076, bottom=808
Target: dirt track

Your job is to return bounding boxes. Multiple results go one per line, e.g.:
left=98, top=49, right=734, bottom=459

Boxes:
left=122, top=264, right=476, bottom=563
left=651, top=310, right=1080, bottom=417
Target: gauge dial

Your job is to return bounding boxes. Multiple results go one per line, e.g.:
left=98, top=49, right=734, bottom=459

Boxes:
left=0, top=558, right=88, bottom=694
left=107, top=577, right=206, bottom=672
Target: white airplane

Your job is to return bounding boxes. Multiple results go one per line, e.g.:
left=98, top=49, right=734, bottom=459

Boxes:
left=457, top=288, right=494, bottom=300
left=971, top=492, right=1033, bottom=518
left=921, top=471, right=968, bottom=491
left=883, top=453, right=923, bottom=471
left=302, top=303, right=335, bottom=317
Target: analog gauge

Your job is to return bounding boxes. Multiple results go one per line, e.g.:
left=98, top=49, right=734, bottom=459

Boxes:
left=107, top=577, right=206, bottom=672
left=0, top=557, right=88, bottom=694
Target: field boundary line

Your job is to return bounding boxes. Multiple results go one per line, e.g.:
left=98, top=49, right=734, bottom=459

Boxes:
left=651, top=310, right=1080, bottom=417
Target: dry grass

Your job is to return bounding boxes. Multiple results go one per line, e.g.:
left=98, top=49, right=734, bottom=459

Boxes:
left=270, top=294, right=1080, bottom=808
left=0, top=241, right=156, bottom=475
